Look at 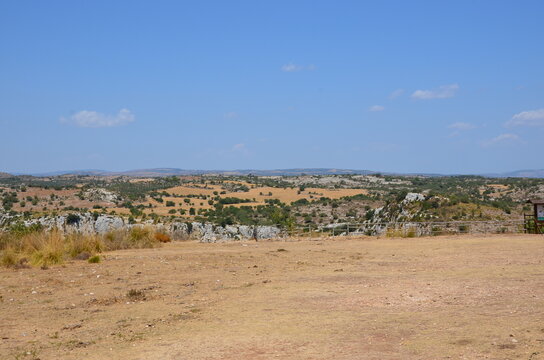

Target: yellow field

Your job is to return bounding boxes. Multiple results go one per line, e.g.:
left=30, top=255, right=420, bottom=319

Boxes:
left=139, top=181, right=368, bottom=216
left=4, top=180, right=368, bottom=218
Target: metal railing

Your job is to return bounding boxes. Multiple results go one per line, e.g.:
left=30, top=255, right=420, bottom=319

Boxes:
left=280, top=220, right=527, bottom=239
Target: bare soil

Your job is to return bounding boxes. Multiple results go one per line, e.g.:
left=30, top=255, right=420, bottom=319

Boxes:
left=1, top=234, right=544, bottom=359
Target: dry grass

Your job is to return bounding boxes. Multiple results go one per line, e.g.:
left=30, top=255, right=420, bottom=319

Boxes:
left=0, top=234, right=543, bottom=360
left=0, top=226, right=162, bottom=268
left=386, top=227, right=417, bottom=238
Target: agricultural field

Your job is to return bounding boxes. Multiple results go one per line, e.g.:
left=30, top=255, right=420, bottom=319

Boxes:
left=1, top=234, right=543, bottom=359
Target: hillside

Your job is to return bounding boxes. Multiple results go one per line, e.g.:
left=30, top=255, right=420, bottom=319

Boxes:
left=12, top=167, right=544, bottom=178
left=1, top=174, right=543, bottom=233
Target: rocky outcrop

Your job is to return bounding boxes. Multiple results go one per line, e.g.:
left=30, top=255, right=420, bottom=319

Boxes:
left=20, top=213, right=126, bottom=234
left=83, top=188, right=120, bottom=203
left=1, top=212, right=283, bottom=242
left=402, top=192, right=425, bottom=203
left=94, top=215, right=125, bottom=233
left=191, top=222, right=282, bottom=242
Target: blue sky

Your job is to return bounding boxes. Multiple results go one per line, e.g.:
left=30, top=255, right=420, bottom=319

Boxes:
left=1, top=1, right=543, bottom=174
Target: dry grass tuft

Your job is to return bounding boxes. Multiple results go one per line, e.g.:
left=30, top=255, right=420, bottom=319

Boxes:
left=0, top=246, right=21, bottom=267
left=386, top=227, right=417, bottom=238
left=28, top=230, right=66, bottom=266
left=0, top=225, right=164, bottom=268
left=102, top=226, right=161, bottom=251
left=126, top=289, right=146, bottom=301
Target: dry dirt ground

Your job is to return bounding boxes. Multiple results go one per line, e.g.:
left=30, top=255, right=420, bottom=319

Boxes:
left=1, top=234, right=544, bottom=360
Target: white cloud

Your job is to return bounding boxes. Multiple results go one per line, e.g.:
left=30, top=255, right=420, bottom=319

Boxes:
left=411, top=84, right=459, bottom=100
left=448, top=122, right=475, bottom=137
left=369, top=105, right=385, bottom=112
left=281, top=63, right=316, bottom=72
left=389, top=89, right=404, bottom=99
left=61, top=109, right=135, bottom=128
left=481, top=133, right=520, bottom=147
left=232, top=143, right=245, bottom=150
left=449, top=122, right=475, bottom=130
left=506, top=108, right=544, bottom=127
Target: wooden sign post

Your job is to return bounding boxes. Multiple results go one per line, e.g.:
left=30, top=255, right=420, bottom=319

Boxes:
left=527, top=200, right=544, bottom=234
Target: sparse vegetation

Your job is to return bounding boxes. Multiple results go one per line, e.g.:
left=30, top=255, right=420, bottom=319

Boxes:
left=1, top=173, right=543, bottom=232
left=0, top=225, right=163, bottom=268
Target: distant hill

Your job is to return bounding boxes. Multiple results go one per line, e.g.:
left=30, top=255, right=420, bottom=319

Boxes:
left=7, top=168, right=544, bottom=178
left=0, top=172, right=12, bottom=178
left=483, top=169, right=544, bottom=178
left=22, top=168, right=378, bottom=177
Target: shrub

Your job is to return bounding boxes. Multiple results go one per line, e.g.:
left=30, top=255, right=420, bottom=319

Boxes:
left=66, top=213, right=80, bottom=225
left=154, top=232, right=171, bottom=243
left=217, top=197, right=251, bottom=205
left=88, top=255, right=100, bottom=263
left=458, top=224, right=469, bottom=233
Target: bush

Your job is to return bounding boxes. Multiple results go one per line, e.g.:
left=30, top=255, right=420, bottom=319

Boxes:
left=154, top=232, right=171, bottom=243
left=88, top=255, right=100, bottom=263
left=458, top=224, right=469, bottom=233
left=217, top=197, right=251, bottom=205
left=66, top=213, right=80, bottom=225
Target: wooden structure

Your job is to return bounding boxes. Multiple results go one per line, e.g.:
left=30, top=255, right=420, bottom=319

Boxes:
left=526, top=199, right=544, bottom=234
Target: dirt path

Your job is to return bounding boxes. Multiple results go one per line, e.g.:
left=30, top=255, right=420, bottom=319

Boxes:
left=1, top=234, right=544, bottom=359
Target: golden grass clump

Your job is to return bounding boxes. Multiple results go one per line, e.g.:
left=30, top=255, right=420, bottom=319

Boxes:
left=102, top=226, right=161, bottom=251
left=0, top=225, right=164, bottom=268
left=386, top=227, right=417, bottom=238
left=29, top=231, right=65, bottom=267
left=0, top=246, right=22, bottom=267
left=65, top=232, right=104, bottom=259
